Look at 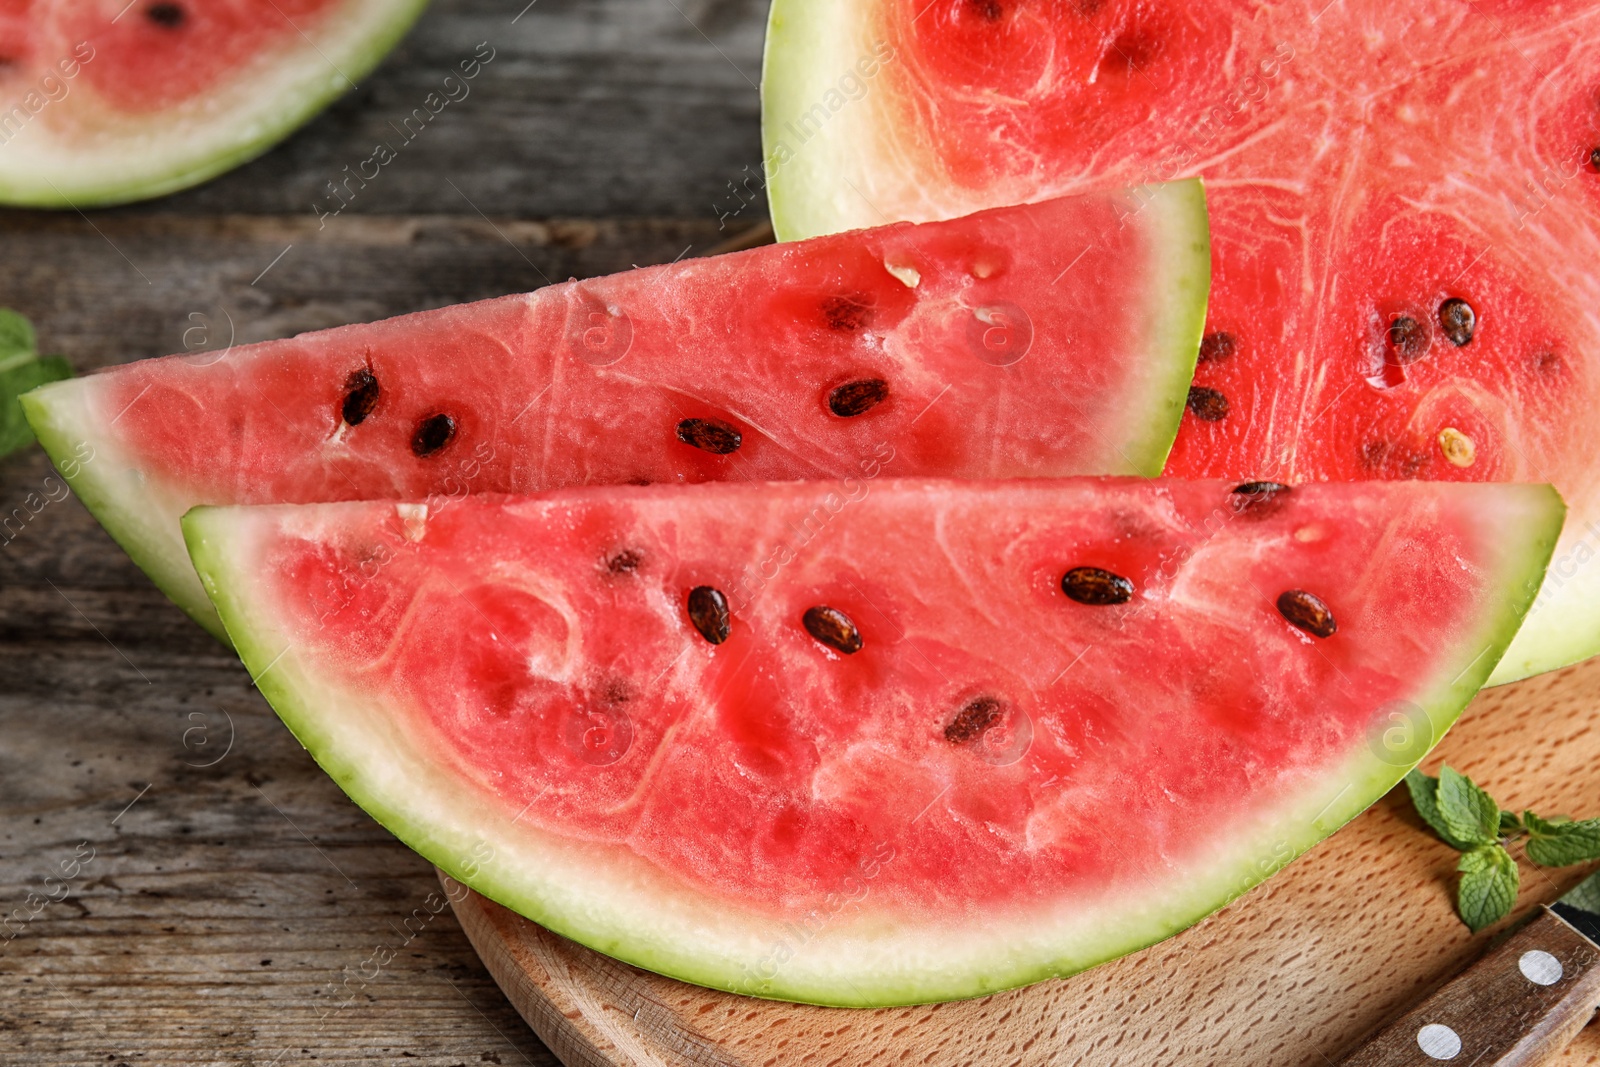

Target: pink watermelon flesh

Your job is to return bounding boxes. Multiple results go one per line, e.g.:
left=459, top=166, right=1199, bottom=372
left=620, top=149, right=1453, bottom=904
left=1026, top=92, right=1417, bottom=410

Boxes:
left=24, top=184, right=1209, bottom=639
left=761, top=0, right=1600, bottom=683
left=0, top=0, right=428, bottom=206
left=184, top=477, right=1561, bottom=1004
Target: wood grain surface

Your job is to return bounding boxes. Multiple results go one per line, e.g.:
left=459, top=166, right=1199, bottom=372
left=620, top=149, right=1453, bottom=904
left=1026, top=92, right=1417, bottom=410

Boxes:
left=447, top=657, right=1600, bottom=1067
left=0, top=0, right=767, bottom=1061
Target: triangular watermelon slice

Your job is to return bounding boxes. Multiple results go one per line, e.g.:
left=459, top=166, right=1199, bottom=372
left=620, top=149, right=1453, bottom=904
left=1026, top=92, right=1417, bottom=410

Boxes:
left=0, top=0, right=430, bottom=207
left=761, top=0, right=1600, bottom=685
left=23, top=184, right=1210, bottom=639
left=183, top=477, right=1560, bottom=1005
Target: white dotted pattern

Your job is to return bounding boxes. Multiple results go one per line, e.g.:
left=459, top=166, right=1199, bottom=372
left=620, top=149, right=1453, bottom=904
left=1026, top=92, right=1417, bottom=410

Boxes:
left=1519, top=949, right=1564, bottom=986
left=1417, top=1023, right=1462, bottom=1060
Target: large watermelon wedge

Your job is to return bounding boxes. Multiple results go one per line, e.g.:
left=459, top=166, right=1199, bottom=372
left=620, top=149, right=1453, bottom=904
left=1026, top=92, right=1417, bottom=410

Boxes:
left=183, top=477, right=1561, bottom=1005
left=22, top=185, right=1209, bottom=639
left=761, top=0, right=1600, bottom=685
left=0, top=0, right=430, bottom=207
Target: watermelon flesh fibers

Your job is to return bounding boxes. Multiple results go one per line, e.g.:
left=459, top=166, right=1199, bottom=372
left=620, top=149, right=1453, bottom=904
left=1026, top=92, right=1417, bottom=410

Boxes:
left=184, top=477, right=1561, bottom=1005
left=23, top=183, right=1210, bottom=639
left=761, top=0, right=1600, bottom=684
left=0, top=0, right=430, bottom=206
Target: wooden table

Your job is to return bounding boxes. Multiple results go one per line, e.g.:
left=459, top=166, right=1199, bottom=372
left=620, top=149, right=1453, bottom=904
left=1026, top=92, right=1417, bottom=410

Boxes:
left=0, top=1, right=768, bottom=1062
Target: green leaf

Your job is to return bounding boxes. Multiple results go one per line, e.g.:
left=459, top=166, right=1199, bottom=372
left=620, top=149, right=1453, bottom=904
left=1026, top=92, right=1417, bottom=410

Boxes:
left=0, top=309, right=71, bottom=459
left=1563, top=872, right=1600, bottom=914
left=0, top=308, right=37, bottom=363
left=1437, top=766, right=1501, bottom=848
left=1499, top=809, right=1524, bottom=836
left=1456, top=844, right=1519, bottom=932
left=1407, top=769, right=1481, bottom=851
left=1524, top=812, right=1600, bottom=867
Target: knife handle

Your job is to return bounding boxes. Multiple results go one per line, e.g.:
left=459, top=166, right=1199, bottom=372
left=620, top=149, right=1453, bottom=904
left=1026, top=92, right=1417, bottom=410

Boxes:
left=1339, top=908, right=1600, bottom=1066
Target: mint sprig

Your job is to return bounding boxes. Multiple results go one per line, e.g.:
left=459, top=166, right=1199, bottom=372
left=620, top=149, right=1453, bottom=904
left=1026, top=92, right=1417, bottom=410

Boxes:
left=1405, top=766, right=1600, bottom=932
left=0, top=308, right=72, bottom=458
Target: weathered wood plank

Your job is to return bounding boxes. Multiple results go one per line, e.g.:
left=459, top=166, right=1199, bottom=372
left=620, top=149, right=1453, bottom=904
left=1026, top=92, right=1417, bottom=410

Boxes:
left=114, top=0, right=769, bottom=221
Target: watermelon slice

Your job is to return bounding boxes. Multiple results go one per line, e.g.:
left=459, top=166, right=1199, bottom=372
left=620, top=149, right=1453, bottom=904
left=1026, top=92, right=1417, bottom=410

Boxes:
left=0, top=0, right=430, bottom=207
left=761, top=0, right=1600, bottom=685
left=22, top=185, right=1210, bottom=639
left=183, top=477, right=1561, bottom=1005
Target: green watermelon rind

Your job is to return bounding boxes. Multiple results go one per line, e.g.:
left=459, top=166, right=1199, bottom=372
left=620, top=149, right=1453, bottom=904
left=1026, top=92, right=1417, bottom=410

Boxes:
left=21, top=385, right=230, bottom=640
left=181, top=484, right=1563, bottom=1007
left=0, top=0, right=431, bottom=209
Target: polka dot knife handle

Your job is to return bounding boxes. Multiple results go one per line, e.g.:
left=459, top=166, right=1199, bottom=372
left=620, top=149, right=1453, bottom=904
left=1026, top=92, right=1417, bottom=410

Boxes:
left=1340, top=907, right=1600, bottom=1066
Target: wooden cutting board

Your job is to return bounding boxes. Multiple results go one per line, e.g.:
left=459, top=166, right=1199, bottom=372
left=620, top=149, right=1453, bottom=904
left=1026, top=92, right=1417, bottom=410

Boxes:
left=444, top=658, right=1600, bottom=1067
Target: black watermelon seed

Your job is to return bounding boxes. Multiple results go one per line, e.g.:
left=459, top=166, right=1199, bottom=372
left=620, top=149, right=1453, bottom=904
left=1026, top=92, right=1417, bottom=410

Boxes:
left=1590, top=147, right=1600, bottom=171
left=1061, top=567, right=1134, bottom=605
left=340, top=368, right=380, bottom=426
left=146, top=2, right=185, bottom=27
left=802, top=605, right=862, bottom=654
left=827, top=378, right=889, bottom=418
left=1229, top=481, right=1291, bottom=514
left=606, top=549, right=643, bottom=576
left=1438, top=298, right=1476, bottom=347
left=411, top=413, right=456, bottom=457
left=821, top=295, right=873, bottom=332
left=1198, top=331, right=1236, bottom=363
left=1277, top=589, right=1336, bottom=638
left=945, top=697, right=1004, bottom=745
left=1186, top=386, right=1229, bottom=422
left=676, top=417, right=742, bottom=455
left=1387, top=315, right=1429, bottom=363
left=969, top=0, right=1003, bottom=19
left=687, top=586, right=731, bottom=645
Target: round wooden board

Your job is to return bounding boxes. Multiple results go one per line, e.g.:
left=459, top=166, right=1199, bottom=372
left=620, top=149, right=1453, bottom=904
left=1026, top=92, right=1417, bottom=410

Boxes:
left=443, top=659, right=1600, bottom=1067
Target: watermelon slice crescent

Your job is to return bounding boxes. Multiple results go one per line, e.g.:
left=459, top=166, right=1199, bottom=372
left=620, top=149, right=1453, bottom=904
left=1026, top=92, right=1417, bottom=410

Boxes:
left=760, top=0, right=1600, bottom=685
left=0, top=0, right=430, bottom=207
left=23, top=185, right=1209, bottom=640
left=183, top=478, right=1560, bottom=1005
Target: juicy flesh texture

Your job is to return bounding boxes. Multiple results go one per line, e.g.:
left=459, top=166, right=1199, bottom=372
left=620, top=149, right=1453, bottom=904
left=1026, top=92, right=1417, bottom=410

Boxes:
left=0, top=0, right=342, bottom=113
left=839, top=1, right=1600, bottom=531
left=259, top=479, right=1508, bottom=919
left=97, top=192, right=1178, bottom=505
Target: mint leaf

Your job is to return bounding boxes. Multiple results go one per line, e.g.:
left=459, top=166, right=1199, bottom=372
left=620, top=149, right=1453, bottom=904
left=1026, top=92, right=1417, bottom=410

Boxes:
left=1524, top=812, right=1600, bottom=867
left=1457, top=844, right=1519, bottom=932
left=1406, top=769, right=1481, bottom=850
left=1499, top=810, right=1523, bottom=836
left=0, top=309, right=71, bottom=459
left=1564, top=873, right=1600, bottom=914
left=0, top=308, right=37, bottom=362
left=1437, top=766, right=1500, bottom=848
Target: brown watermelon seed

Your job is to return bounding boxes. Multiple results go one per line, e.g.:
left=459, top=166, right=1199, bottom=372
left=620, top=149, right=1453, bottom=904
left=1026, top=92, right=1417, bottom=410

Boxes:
left=945, top=697, right=1004, bottom=745
left=1438, top=298, right=1476, bottom=347
left=820, top=294, right=873, bottom=332
left=605, top=549, right=643, bottom=576
left=802, top=605, right=862, bottom=654
left=1590, top=147, right=1600, bottom=171
left=1186, top=386, right=1229, bottom=422
left=1534, top=350, right=1564, bottom=375
left=687, top=586, right=731, bottom=645
left=827, top=378, right=889, bottom=418
left=968, top=0, right=1003, bottom=19
left=146, top=2, right=185, bottom=27
left=1277, top=590, right=1336, bottom=638
left=1387, top=315, right=1429, bottom=363
left=1061, top=567, right=1134, bottom=606
left=1198, top=331, right=1236, bottom=363
left=340, top=368, right=380, bottom=426
left=1229, top=481, right=1291, bottom=513
left=411, top=413, right=456, bottom=457
left=676, top=417, right=742, bottom=455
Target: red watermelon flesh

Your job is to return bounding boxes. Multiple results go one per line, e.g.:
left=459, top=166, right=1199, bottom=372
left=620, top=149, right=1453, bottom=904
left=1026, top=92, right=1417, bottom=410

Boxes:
left=184, top=477, right=1561, bottom=1005
left=0, top=0, right=429, bottom=206
left=23, top=184, right=1210, bottom=641
left=761, top=0, right=1600, bottom=684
